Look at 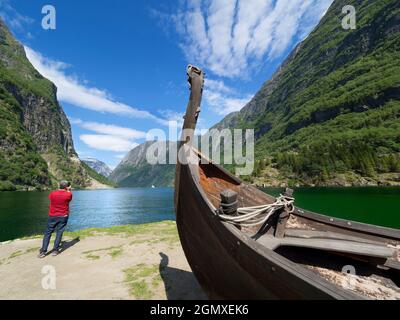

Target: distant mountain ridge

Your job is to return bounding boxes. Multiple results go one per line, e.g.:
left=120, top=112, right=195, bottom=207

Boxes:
left=213, top=0, right=400, bottom=187
left=110, top=141, right=175, bottom=188
left=82, top=158, right=112, bottom=177
left=0, top=18, right=107, bottom=190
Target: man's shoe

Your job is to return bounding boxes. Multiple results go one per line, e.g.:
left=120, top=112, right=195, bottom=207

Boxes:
left=38, top=252, right=46, bottom=258
left=51, top=249, right=61, bottom=256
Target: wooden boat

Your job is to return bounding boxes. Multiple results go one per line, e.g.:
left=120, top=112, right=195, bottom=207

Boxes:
left=174, top=65, right=400, bottom=300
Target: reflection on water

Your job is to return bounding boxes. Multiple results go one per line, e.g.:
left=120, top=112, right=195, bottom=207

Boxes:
left=0, top=188, right=174, bottom=242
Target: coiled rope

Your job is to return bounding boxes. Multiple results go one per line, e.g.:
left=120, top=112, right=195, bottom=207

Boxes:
left=218, top=195, right=295, bottom=227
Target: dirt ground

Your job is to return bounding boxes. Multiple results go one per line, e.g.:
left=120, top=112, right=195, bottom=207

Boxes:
left=0, top=221, right=207, bottom=300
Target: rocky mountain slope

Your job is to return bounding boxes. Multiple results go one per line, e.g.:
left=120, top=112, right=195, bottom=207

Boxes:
left=214, top=0, right=400, bottom=187
left=110, top=141, right=175, bottom=188
left=0, top=19, right=106, bottom=191
left=82, top=158, right=112, bottom=177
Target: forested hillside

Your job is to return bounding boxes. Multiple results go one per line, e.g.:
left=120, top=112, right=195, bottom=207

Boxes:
left=214, top=0, right=400, bottom=186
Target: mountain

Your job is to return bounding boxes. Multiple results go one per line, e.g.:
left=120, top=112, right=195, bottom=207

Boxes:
left=110, top=141, right=175, bottom=187
left=82, top=158, right=112, bottom=177
left=213, top=0, right=400, bottom=187
left=0, top=19, right=108, bottom=191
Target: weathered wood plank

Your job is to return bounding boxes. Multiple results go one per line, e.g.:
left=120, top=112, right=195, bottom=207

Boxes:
left=285, top=229, right=383, bottom=245
left=258, top=235, right=395, bottom=259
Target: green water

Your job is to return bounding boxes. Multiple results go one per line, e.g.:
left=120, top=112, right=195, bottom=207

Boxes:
left=0, top=187, right=399, bottom=242
left=262, top=187, right=400, bottom=229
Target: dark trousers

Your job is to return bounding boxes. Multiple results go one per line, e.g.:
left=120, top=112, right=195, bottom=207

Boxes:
left=40, top=216, right=69, bottom=253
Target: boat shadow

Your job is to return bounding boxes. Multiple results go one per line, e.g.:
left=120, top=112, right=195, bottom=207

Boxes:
left=159, top=252, right=207, bottom=300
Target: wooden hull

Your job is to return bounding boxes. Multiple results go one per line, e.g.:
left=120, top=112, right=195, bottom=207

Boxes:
left=176, top=159, right=367, bottom=299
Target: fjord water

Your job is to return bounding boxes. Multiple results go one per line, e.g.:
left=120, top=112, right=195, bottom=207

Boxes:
left=263, top=187, right=400, bottom=229
left=0, top=187, right=399, bottom=242
left=0, top=188, right=174, bottom=242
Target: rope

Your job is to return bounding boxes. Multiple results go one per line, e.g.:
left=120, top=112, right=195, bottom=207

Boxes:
left=218, top=195, right=295, bottom=227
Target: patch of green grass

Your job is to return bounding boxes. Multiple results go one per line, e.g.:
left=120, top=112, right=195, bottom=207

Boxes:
left=151, top=274, right=163, bottom=288
left=82, top=245, right=123, bottom=260
left=19, top=235, right=42, bottom=241
left=128, top=238, right=150, bottom=245
left=9, top=221, right=178, bottom=244
left=0, top=246, right=41, bottom=264
left=26, top=247, right=40, bottom=253
left=128, top=280, right=152, bottom=299
left=65, top=221, right=177, bottom=239
left=8, top=250, right=24, bottom=259
left=85, top=253, right=100, bottom=260
left=109, top=248, right=123, bottom=259
left=123, top=263, right=161, bottom=299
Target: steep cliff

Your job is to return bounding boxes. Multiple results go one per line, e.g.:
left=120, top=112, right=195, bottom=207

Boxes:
left=0, top=19, right=103, bottom=190
left=213, top=0, right=400, bottom=186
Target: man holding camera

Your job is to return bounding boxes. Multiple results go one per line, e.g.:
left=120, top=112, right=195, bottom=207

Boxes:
left=38, top=181, right=73, bottom=258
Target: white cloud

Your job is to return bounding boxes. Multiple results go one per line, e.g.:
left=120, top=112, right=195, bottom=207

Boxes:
left=24, top=46, right=168, bottom=125
left=167, top=0, right=334, bottom=78
left=71, top=118, right=144, bottom=152
left=70, top=118, right=147, bottom=139
left=80, top=135, right=139, bottom=153
left=204, top=78, right=252, bottom=115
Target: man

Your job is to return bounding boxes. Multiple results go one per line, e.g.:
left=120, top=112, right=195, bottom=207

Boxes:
left=38, top=181, right=73, bottom=258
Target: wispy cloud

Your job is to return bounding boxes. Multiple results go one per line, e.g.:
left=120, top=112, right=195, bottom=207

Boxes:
left=70, top=118, right=147, bottom=140
left=80, top=135, right=138, bottom=153
left=24, top=46, right=169, bottom=125
left=71, top=118, right=144, bottom=152
left=0, top=0, right=34, bottom=35
left=159, top=0, right=333, bottom=78
left=204, top=79, right=252, bottom=115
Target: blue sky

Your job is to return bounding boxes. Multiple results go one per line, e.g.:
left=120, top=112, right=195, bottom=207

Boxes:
left=1, top=0, right=333, bottom=169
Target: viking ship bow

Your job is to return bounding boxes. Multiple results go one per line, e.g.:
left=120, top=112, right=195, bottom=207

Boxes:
left=174, top=65, right=400, bottom=300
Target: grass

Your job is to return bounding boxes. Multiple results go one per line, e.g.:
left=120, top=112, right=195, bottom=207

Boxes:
left=0, top=246, right=41, bottom=265
left=64, top=221, right=176, bottom=240
left=85, top=253, right=100, bottom=260
left=109, top=248, right=123, bottom=259
left=25, top=247, right=40, bottom=253
left=82, top=245, right=123, bottom=260
left=123, top=263, right=161, bottom=299
left=8, top=250, right=24, bottom=259
left=127, top=280, right=152, bottom=299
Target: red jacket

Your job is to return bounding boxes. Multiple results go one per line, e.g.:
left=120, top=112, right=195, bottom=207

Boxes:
left=49, top=190, right=73, bottom=217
